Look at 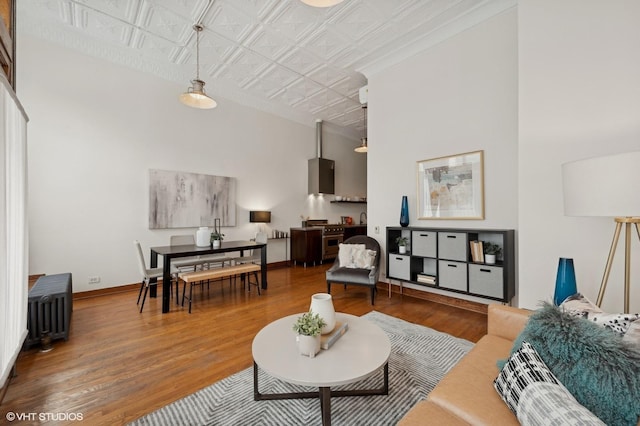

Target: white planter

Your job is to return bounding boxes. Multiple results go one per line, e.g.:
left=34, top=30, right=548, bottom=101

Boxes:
left=297, top=334, right=321, bottom=358
left=310, top=293, right=336, bottom=334
left=399, top=245, right=407, bottom=254
left=212, top=239, right=221, bottom=249
left=485, top=254, right=496, bottom=265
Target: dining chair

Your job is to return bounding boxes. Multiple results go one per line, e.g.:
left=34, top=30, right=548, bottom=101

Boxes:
left=234, top=231, right=268, bottom=265
left=134, top=240, right=178, bottom=312
left=173, top=233, right=232, bottom=270
left=230, top=231, right=267, bottom=291
left=170, top=234, right=207, bottom=271
left=171, top=234, right=230, bottom=296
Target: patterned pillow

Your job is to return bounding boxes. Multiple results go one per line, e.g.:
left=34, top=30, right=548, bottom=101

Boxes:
left=337, top=243, right=365, bottom=267
left=561, top=293, right=640, bottom=344
left=353, top=249, right=376, bottom=269
left=509, top=303, right=640, bottom=426
left=495, top=341, right=605, bottom=425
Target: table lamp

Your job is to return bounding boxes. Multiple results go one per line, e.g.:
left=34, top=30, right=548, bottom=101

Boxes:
left=562, top=151, right=640, bottom=313
left=250, top=211, right=271, bottom=233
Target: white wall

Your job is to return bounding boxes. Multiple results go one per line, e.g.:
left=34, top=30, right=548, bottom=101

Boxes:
left=18, top=34, right=365, bottom=292
left=518, top=0, right=640, bottom=312
left=367, top=10, right=518, bottom=304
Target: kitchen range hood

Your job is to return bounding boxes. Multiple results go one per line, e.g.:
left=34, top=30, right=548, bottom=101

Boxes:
left=308, top=119, right=335, bottom=194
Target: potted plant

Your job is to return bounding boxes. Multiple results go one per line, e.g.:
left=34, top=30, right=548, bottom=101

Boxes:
left=484, top=242, right=502, bottom=265
left=210, top=231, right=224, bottom=248
left=396, top=236, right=409, bottom=254
left=292, top=310, right=326, bottom=358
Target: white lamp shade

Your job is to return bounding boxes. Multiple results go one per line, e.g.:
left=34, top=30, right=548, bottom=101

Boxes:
left=179, top=79, right=217, bottom=109
left=354, top=138, right=367, bottom=153
left=562, top=151, right=640, bottom=217
left=300, top=0, right=345, bottom=7
left=179, top=92, right=216, bottom=109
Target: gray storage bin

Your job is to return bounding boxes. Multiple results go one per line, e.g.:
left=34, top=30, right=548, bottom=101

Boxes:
left=438, top=232, right=467, bottom=261
left=388, top=255, right=411, bottom=281
left=411, top=230, right=437, bottom=257
left=469, top=264, right=504, bottom=299
left=438, top=260, right=467, bottom=291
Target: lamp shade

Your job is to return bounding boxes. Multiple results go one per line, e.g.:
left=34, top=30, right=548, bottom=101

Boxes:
left=562, top=151, right=640, bottom=217
left=250, top=211, right=271, bottom=223
left=179, top=80, right=217, bottom=109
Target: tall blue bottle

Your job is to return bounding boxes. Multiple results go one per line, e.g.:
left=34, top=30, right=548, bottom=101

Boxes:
left=400, top=196, right=409, bottom=227
left=554, top=258, right=577, bottom=305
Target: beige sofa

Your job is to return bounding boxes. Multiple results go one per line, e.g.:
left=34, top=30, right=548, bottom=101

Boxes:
left=398, top=304, right=531, bottom=425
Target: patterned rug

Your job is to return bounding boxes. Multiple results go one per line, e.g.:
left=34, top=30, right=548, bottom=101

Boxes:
left=130, top=311, right=474, bottom=426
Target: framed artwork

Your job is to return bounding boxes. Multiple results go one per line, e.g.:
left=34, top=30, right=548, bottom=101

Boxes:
left=417, top=150, right=484, bottom=220
left=148, top=169, right=236, bottom=229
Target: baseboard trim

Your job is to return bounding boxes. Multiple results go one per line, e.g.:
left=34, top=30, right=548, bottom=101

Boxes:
left=74, top=283, right=140, bottom=300
left=378, top=282, right=488, bottom=315
left=33, top=270, right=487, bottom=313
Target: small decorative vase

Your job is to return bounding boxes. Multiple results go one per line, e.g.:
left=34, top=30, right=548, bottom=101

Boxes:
left=297, top=334, right=321, bottom=358
left=212, top=239, right=221, bottom=249
left=399, top=245, right=407, bottom=254
left=485, top=254, right=496, bottom=265
left=196, top=227, right=210, bottom=247
left=400, top=196, right=409, bottom=227
left=310, top=293, right=336, bottom=334
left=554, top=258, right=577, bottom=306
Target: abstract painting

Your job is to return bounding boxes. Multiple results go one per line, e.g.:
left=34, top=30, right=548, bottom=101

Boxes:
left=417, top=150, right=484, bottom=219
left=148, top=169, right=236, bottom=229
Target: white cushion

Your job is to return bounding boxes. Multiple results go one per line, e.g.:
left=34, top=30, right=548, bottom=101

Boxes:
left=338, top=243, right=366, bottom=268
left=494, top=341, right=605, bottom=426
left=561, top=293, right=640, bottom=344
left=353, top=249, right=376, bottom=269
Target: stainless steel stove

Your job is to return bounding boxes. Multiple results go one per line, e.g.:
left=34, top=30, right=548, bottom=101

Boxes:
left=304, top=220, right=345, bottom=261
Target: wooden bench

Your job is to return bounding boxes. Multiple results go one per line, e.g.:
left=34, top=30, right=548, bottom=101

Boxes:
left=179, top=263, right=261, bottom=313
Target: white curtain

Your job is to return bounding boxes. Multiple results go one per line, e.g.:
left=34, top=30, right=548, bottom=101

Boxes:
left=0, top=77, right=28, bottom=387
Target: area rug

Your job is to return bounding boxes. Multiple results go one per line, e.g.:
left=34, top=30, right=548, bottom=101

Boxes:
left=130, top=311, right=474, bottom=426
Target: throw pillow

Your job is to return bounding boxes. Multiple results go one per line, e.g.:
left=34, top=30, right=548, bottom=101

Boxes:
left=494, top=341, right=605, bottom=426
left=561, top=293, right=640, bottom=344
left=353, top=249, right=376, bottom=269
left=509, top=302, right=640, bottom=426
left=337, top=243, right=365, bottom=268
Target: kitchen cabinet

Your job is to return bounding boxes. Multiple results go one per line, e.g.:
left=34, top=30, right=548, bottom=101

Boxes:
left=290, top=228, right=322, bottom=266
left=344, top=225, right=366, bottom=240
left=386, top=226, right=515, bottom=303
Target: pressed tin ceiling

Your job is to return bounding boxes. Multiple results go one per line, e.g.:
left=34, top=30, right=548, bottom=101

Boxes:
left=18, top=0, right=515, bottom=139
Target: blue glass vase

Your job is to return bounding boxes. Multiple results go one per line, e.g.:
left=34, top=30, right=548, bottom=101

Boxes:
left=554, top=258, right=577, bottom=306
left=400, top=196, right=409, bottom=227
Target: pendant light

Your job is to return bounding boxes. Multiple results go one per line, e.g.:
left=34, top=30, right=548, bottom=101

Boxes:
left=355, top=106, right=368, bottom=153
left=179, top=24, right=217, bottom=109
left=300, top=0, right=345, bottom=7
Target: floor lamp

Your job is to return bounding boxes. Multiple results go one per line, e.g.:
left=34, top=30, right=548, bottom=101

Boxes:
left=562, top=151, right=640, bottom=313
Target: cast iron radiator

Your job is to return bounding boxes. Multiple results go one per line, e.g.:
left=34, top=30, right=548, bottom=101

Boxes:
left=25, top=273, right=73, bottom=348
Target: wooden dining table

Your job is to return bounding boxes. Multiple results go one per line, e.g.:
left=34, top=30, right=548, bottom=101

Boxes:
left=149, top=240, right=267, bottom=313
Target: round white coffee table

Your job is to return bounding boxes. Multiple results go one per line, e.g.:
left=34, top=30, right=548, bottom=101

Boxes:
left=252, top=312, right=391, bottom=426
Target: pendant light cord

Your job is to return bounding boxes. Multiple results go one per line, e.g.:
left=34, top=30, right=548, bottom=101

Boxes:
left=363, top=106, right=367, bottom=140
left=195, top=24, right=202, bottom=81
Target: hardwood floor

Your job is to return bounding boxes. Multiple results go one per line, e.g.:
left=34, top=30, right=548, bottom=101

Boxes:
left=3, top=264, right=487, bottom=425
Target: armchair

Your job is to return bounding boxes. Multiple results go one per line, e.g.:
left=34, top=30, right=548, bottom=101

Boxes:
left=326, top=235, right=381, bottom=305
